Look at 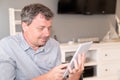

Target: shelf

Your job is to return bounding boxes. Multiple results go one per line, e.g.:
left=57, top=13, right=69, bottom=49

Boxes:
left=85, top=60, right=97, bottom=66
left=84, top=76, right=97, bottom=80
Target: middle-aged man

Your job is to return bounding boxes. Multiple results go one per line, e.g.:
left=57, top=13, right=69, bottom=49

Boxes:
left=0, top=3, right=85, bottom=80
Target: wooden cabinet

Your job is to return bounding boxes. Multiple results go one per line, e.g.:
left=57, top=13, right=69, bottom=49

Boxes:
left=60, top=42, right=120, bottom=80
left=97, top=43, right=120, bottom=80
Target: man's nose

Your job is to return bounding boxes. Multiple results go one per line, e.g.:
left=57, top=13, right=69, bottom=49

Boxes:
left=44, top=28, right=50, bottom=36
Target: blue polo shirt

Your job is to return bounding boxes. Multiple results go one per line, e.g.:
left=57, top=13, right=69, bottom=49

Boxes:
left=0, top=33, right=61, bottom=80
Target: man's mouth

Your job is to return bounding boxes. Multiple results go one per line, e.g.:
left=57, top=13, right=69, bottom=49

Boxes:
left=41, top=37, right=48, bottom=42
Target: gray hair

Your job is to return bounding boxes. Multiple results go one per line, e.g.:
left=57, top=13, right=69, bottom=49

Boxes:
left=21, top=3, right=54, bottom=25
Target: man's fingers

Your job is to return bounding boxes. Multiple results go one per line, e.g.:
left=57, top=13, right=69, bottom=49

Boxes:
left=74, top=59, right=79, bottom=70
left=58, top=63, right=68, bottom=69
left=82, top=53, right=86, bottom=63
left=78, top=54, right=82, bottom=67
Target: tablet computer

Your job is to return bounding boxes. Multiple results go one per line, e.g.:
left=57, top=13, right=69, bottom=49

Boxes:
left=63, top=41, right=93, bottom=78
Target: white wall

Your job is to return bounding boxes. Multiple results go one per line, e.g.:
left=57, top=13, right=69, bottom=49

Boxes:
left=0, top=0, right=118, bottom=43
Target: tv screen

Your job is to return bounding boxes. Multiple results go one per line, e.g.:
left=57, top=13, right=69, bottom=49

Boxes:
left=58, top=0, right=117, bottom=14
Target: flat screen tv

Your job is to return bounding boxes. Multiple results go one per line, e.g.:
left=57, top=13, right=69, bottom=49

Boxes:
left=58, top=0, right=117, bottom=15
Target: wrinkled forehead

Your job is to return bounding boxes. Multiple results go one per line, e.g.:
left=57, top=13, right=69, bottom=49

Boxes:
left=34, top=13, right=53, bottom=22
left=32, top=13, right=53, bottom=26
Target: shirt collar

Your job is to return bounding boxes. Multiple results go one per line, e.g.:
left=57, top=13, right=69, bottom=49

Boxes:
left=19, top=33, right=30, bottom=51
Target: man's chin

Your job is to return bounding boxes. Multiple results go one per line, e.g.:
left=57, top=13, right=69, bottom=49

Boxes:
left=40, top=38, right=49, bottom=45
left=38, top=42, right=46, bottom=47
left=40, top=40, right=47, bottom=45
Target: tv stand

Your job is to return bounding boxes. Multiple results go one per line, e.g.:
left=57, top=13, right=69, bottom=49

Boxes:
left=60, top=42, right=120, bottom=80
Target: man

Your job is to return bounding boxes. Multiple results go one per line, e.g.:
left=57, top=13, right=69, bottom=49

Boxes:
left=0, top=3, right=85, bottom=80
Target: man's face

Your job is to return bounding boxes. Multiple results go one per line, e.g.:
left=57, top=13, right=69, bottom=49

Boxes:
left=22, top=14, right=52, bottom=47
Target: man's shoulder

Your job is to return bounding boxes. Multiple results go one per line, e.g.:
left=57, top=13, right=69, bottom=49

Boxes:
left=0, top=36, right=12, bottom=44
left=0, top=34, right=21, bottom=46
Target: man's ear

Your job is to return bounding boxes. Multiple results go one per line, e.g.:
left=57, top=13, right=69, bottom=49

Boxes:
left=21, top=22, right=28, bottom=32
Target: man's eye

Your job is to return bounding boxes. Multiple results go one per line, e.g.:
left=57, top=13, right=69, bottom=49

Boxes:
left=36, top=26, right=51, bottom=31
left=48, top=27, right=51, bottom=30
left=37, top=27, right=44, bottom=31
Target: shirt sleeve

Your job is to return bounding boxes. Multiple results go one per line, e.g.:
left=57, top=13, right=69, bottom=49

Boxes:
left=0, top=47, right=16, bottom=80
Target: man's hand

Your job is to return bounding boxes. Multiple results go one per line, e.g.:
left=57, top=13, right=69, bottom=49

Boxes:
left=32, top=63, right=68, bottom=80
left=68, top=53, right=85, bottom=80
left=46, top=63, right=68, bottom=80
left=32, top=54, right=85, bottom=80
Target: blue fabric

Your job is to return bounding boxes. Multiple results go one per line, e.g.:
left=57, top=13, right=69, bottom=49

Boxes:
left=0, top=33, right=61, bottom=80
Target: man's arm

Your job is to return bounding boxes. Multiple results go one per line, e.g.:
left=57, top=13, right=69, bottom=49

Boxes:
left=0, top=61, right=16, bottom=80
left=32, top=63, right=68, bottom=80
left=0, top=45, right=16, bottom=80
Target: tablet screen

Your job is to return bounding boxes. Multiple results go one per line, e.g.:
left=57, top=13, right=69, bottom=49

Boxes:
left=63, top=41, right=93, bottom=78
